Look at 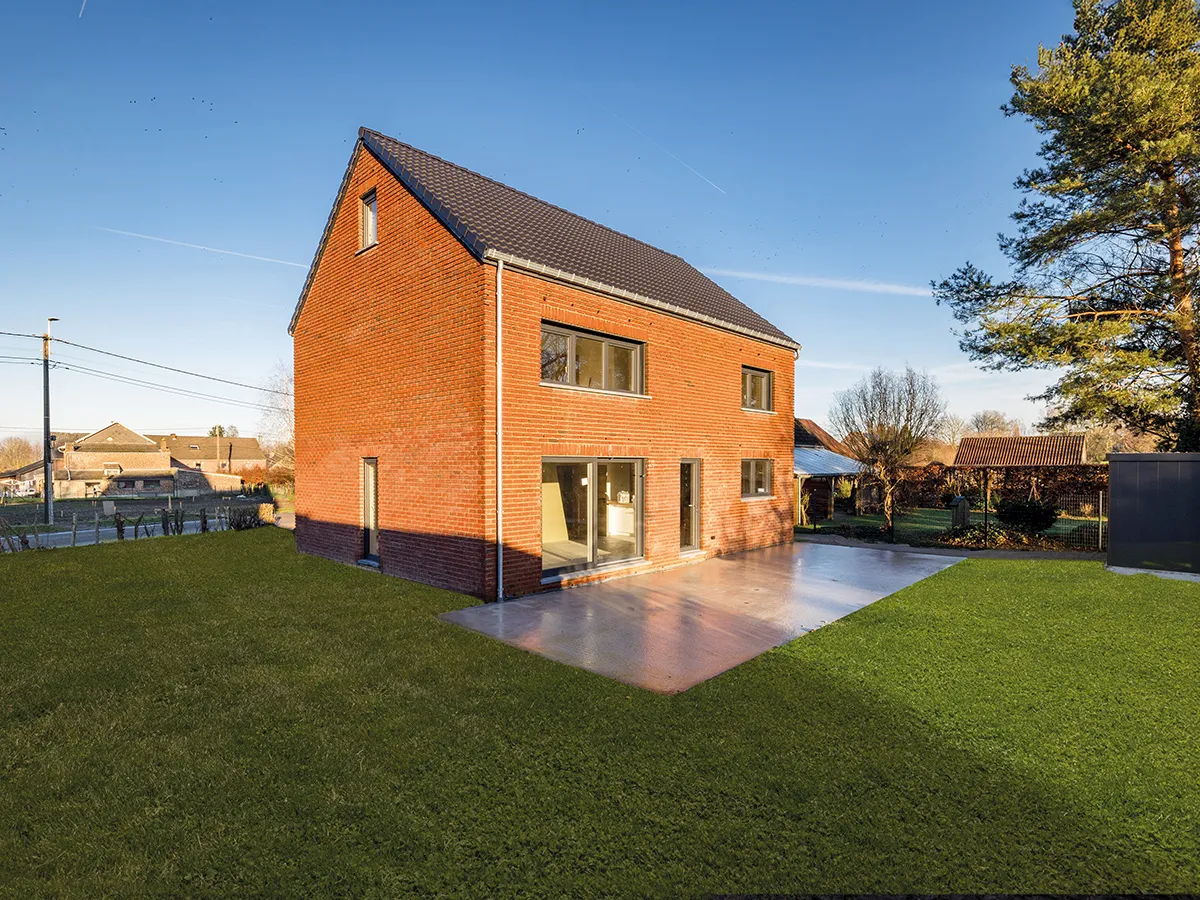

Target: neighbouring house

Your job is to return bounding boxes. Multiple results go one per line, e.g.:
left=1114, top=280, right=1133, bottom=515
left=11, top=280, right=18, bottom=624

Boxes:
left=793, top=418, right=865, bottom=523
left=51, top=423, right=261, bottom=498
left=290, top=127, right=801, bottom=599
left=151, top=433, right=266, bottom=475
left=0, top=459, right=45, bottom=497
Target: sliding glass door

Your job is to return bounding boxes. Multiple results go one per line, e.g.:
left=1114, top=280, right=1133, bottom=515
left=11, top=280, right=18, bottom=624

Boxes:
left=541, top=458, right=642, bottom=574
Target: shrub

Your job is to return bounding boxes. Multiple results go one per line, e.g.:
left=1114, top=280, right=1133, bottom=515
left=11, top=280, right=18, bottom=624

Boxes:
left=995, top=498, right=1060, bottom=534
left=227, top=506, right=266, bottom=531
left=937, top=523, right=1060, bottom=550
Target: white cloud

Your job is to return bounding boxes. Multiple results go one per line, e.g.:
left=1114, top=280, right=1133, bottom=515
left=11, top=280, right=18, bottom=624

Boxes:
left=92, top=227, right=307, bottom=268
left=703, top=268, right=931, bottom=297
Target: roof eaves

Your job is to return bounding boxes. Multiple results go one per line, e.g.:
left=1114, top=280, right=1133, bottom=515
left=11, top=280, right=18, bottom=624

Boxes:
left=485, top=250, right=803, bottom=353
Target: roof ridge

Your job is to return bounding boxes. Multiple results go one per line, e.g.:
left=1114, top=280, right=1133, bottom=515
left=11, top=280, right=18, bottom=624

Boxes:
left=359, top=127, right=720, bottom=286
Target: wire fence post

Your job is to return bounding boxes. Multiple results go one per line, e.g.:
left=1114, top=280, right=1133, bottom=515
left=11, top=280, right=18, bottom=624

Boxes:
left=71, top=513, right=78, bottom=547
left=1098, top=489, right=1104, bottom=552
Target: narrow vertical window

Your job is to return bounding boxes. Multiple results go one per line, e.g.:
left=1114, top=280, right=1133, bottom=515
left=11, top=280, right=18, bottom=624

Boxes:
left=362, top=458, right=379, bottom=562
left=361, top=189, right=378, bottom=249
left=680, top=460, right=700, bottom=551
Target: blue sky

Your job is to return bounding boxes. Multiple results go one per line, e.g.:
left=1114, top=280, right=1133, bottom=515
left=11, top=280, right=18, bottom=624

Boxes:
left=0, top=0, right=1074, bottom=440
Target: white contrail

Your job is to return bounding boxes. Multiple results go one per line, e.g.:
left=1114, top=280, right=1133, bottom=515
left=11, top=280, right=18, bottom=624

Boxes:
left=703, top=268, right=931, bottom=297
left=79, top=0, right=87, bottom=17
left=612, top=114, right=726, bottom=195
left=92, top=227, right=307, bottom=267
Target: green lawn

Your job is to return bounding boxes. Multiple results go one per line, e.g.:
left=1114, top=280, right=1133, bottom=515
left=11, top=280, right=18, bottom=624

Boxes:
left=2, top=530, right=1197, bottom=895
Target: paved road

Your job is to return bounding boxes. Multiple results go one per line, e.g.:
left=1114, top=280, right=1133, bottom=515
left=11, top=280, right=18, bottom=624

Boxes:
left=4, top=514, right=290, bottom=552
left=6, top=519, right=208, bottom=550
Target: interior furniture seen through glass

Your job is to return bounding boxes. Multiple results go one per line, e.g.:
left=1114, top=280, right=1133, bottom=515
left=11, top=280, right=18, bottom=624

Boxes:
left=542, top=458, right=642, bottom=573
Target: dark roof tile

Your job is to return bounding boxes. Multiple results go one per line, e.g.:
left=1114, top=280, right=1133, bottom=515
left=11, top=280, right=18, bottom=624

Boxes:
left=291, top=128, right=799, bottom=349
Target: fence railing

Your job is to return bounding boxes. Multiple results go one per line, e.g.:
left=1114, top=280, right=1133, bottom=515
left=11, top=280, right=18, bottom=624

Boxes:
left=807, top=490, right=1108, bottom=552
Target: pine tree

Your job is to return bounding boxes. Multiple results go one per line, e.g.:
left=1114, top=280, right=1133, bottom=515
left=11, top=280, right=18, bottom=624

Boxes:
left=935, top=0, right=1200, bottom=450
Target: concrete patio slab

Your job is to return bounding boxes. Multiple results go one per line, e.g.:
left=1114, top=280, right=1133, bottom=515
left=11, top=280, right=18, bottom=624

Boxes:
left=441, top=542, right=962, bottom=693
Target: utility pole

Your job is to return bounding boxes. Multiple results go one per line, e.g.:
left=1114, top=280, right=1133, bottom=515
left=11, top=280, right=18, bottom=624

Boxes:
left=43, top=317, right=59, bottom=525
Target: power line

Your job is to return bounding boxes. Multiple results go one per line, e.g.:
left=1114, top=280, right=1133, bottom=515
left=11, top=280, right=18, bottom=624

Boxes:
left=51, top=337, right=290, bottom=396
left=0, top=331, right=39, bottom=340
left=50, top=360, right=279, bottom=412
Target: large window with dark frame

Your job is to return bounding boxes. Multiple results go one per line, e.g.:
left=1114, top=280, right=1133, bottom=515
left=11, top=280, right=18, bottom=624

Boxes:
left=741, top=366, right=773, bottom=411
left=541, top=457, right=643, bottom=574
left=741, top=459, right=773, bottom=497
left=540, top=323, right=643, bottom=394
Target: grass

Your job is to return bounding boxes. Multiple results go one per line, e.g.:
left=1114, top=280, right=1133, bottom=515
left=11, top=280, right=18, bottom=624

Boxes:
left=2, top=529, right=1198, bottom=895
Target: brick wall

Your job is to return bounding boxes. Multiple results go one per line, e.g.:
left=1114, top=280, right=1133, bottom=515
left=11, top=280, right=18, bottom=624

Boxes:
left=293, top=145, right=796, bottom=599
left=292, top=146, right=492, bottom=595
left=493, top=267, right=795, bottom=597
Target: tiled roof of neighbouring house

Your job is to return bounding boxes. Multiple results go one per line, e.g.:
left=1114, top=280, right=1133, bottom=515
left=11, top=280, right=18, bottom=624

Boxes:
left=148, top=435, right=265, bottom=461
left=953, top=435, right=1087, bottom=468
left=290, top=127, right=800, bottom=349
left=794, top=418, right=853, bottom=456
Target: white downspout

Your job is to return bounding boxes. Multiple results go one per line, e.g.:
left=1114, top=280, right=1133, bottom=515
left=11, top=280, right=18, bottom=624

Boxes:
left=496, top=259, right=505, bottom=601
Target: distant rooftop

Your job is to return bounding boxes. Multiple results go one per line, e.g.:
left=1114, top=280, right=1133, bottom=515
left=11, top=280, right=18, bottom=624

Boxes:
left=954, top=435, right=1087, bottom=468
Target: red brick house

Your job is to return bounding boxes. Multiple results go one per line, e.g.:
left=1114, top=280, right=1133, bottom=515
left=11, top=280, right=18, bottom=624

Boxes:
left=290, top=128, right=800, bottom=599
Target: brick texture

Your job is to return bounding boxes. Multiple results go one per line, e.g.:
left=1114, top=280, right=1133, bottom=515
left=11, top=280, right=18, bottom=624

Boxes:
left=293, top=148, right=796, bottom=599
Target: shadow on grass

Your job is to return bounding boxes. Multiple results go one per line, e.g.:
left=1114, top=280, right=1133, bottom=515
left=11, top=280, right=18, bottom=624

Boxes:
left=0, top=529, right=1194, bottom=894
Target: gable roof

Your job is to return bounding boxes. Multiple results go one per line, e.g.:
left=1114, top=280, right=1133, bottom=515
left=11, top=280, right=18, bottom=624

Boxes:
left=953, top=435, right=1087, bottom=468
left=289, top=128, right=800, bottom=351
left=148, top=434, right=264, bottom=461
left=72, top=422, right=157, bottom=449
left=794, top=418, right=852, bottom=456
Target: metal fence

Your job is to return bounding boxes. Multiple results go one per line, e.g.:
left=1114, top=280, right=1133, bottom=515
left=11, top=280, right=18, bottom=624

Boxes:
left=809, top=489, right=1108, bottom=552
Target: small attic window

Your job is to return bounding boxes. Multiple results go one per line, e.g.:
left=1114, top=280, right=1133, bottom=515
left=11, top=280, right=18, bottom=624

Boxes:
left=360, top=189, right=378, bottom=250
left=189, top=444, right=200, bottom=450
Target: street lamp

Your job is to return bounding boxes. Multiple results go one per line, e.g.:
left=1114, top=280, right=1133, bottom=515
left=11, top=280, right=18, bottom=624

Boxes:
left=43, top=317, right=59, bottom=525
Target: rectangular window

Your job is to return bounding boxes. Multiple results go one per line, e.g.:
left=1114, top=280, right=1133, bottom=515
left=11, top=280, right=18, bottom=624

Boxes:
left=542, top=457, right=643, bottom=574
left=741, top=366, right=773, bottom=411
left=143, top=479, right=160, bottom=488
left=540, top=324, right=643, bottom=394
left=741, top=459, right=773, bottom=497
left=360, top=189, right=378, bottom=249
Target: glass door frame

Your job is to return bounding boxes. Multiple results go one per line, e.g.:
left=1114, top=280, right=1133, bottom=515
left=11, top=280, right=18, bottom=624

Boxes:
left=362, top=457, right=379, bottom=563
left=541, top=456, right=644, bottom=575
left=680, top=459, right=701, bottom=552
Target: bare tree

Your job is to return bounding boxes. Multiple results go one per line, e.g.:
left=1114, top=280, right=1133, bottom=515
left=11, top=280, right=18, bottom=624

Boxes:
left=968, top=410, right=1022, bottom=436
left=938, top=414, right=969, bottom=447
left=258, top=359, right=294, bottom=474
left=830, top=367, right=946, bottom=529
left=0, top=437, right=38, bottom=472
